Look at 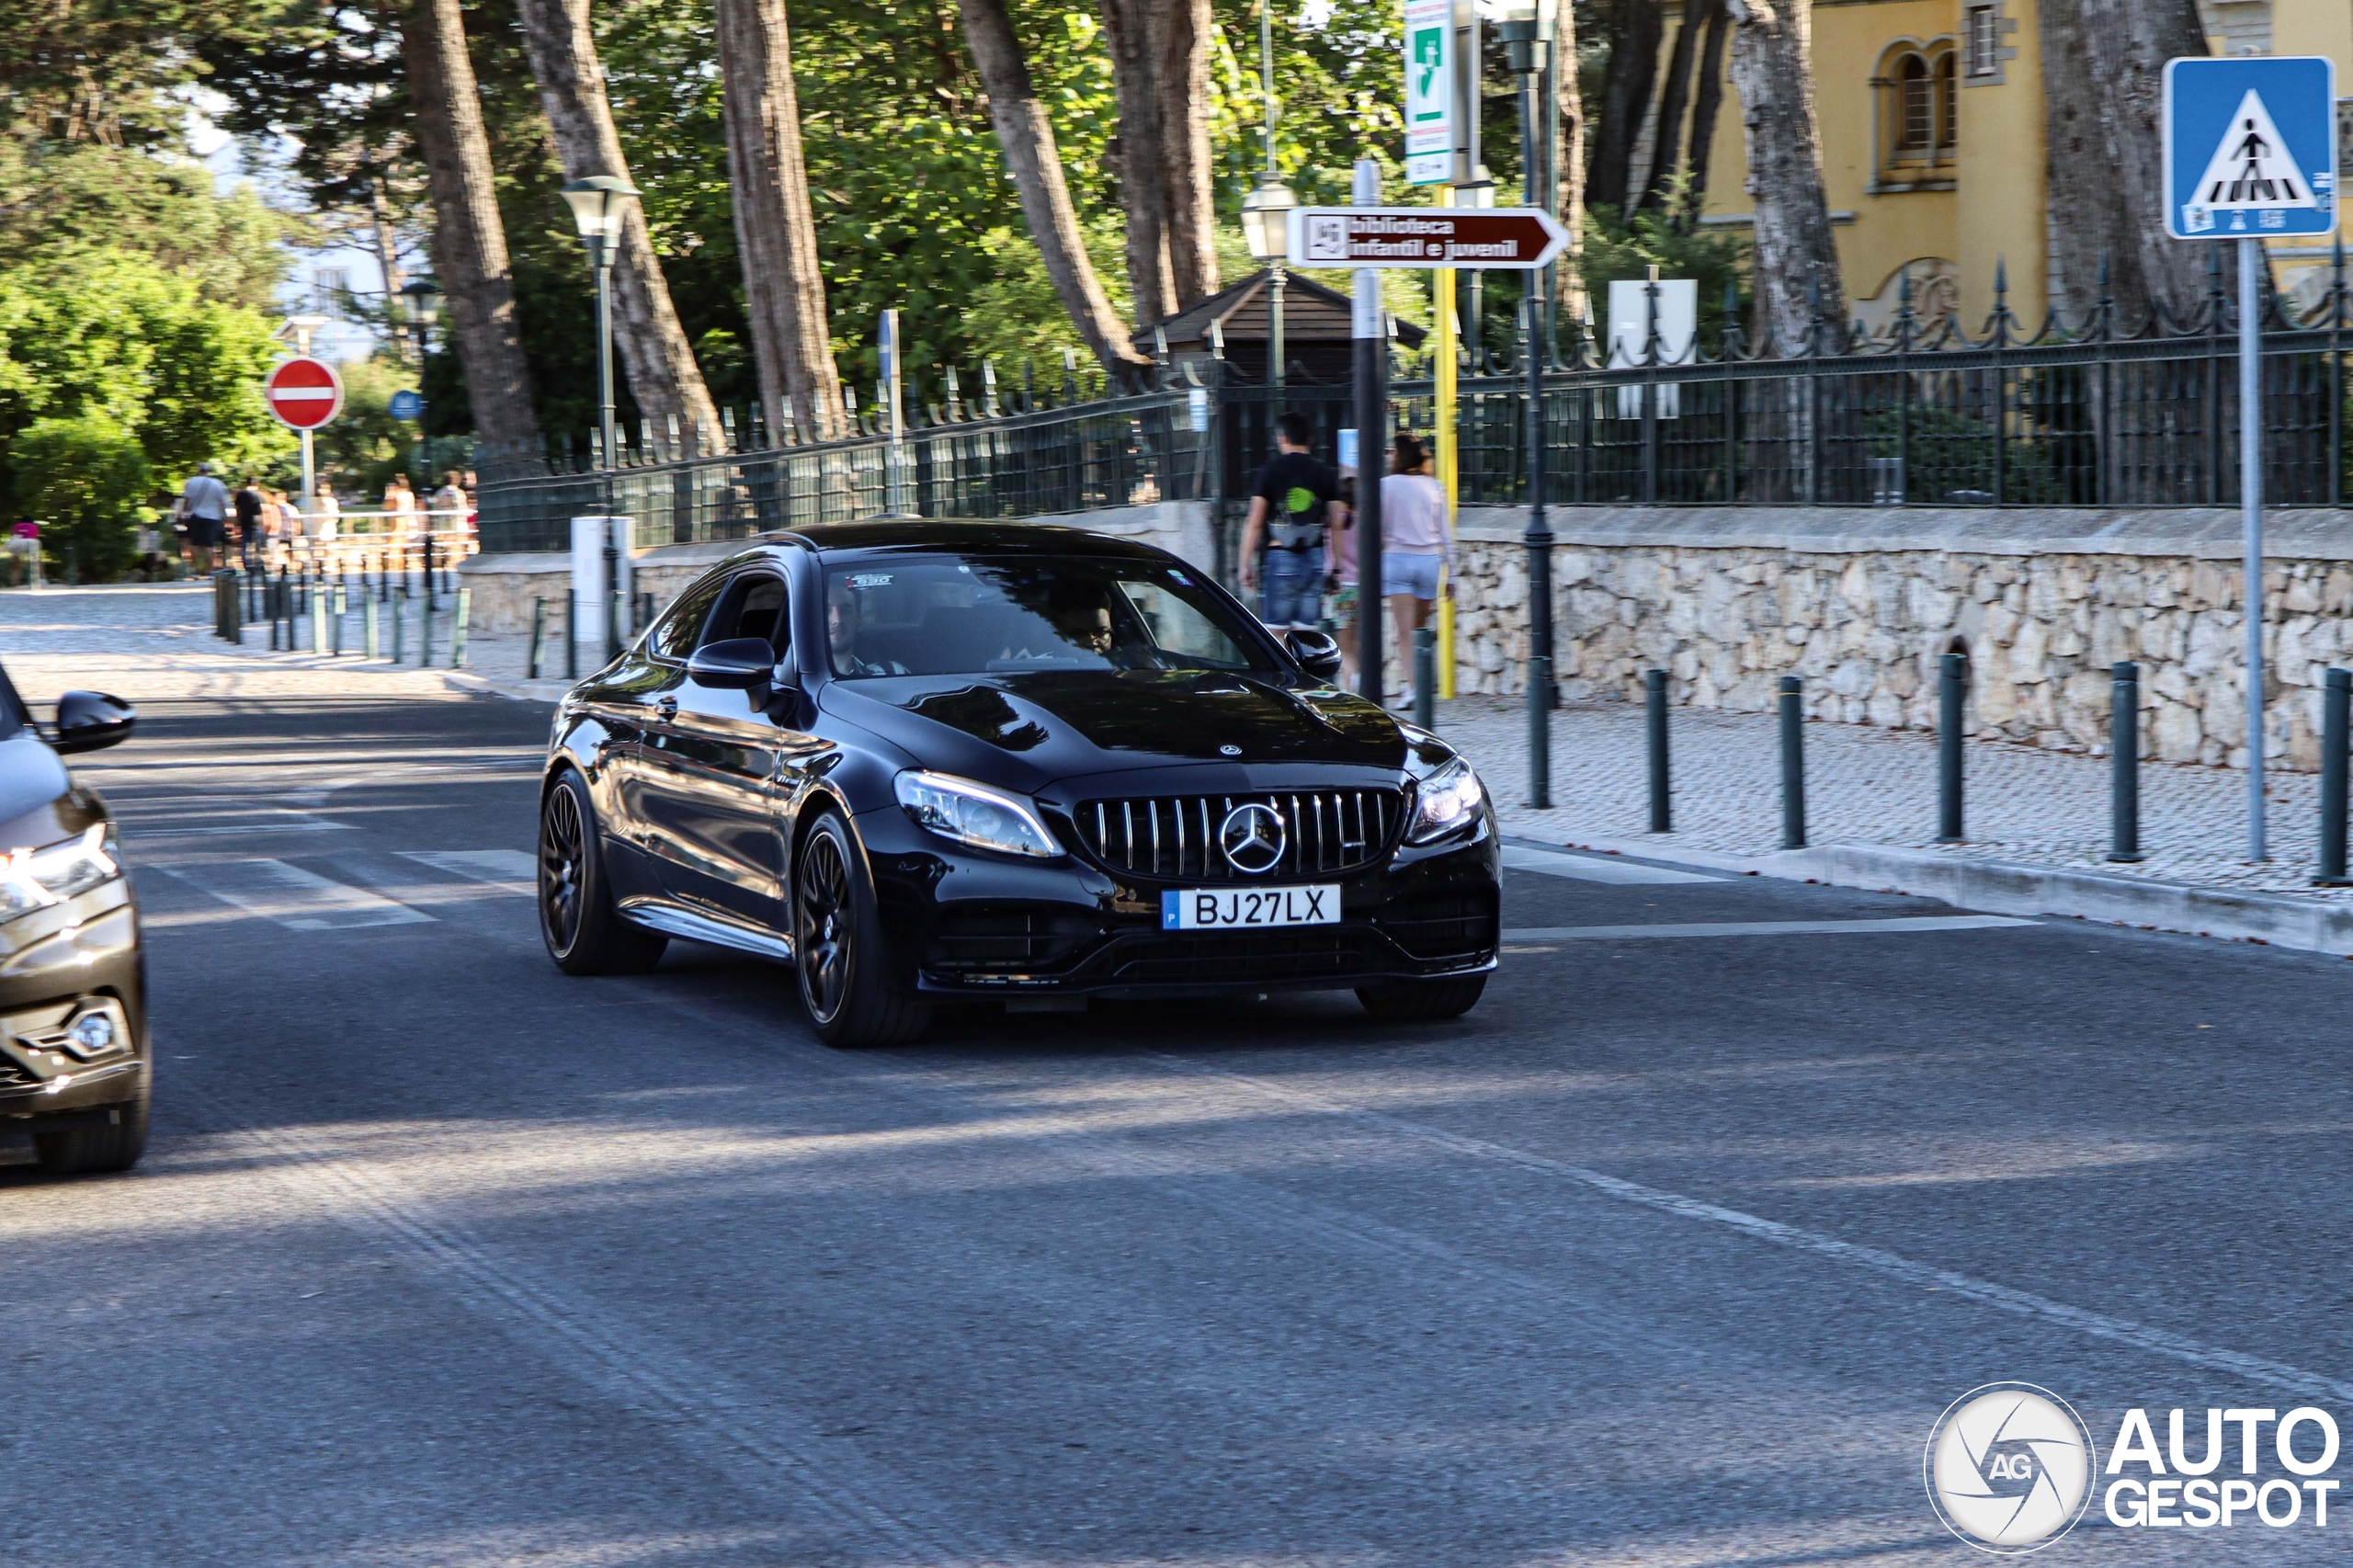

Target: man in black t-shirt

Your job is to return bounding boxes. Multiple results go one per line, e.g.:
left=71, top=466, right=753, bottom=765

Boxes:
left=1239, top=412, right=1341, bottom=631
left=233, top=479, right=265, bottom=569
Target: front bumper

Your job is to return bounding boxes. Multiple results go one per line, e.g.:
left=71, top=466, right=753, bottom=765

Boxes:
left=0, top=890, right=148, bottom=1128
left=859, top=803, right=1499, bottom=998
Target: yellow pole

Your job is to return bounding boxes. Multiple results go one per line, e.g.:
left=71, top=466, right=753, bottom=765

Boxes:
left=1434, top=187, right=1459, bottom=700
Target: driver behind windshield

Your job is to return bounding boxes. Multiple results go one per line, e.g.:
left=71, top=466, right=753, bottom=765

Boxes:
left=828, top=582, right=907, bottom=676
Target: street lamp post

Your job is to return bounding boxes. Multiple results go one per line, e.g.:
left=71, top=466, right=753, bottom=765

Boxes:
left=399, top=277, right=444, bottom=488
left=1237, top=2, right=1295, bottom=409
left=1500, top=18, right=1554, bottom=804
left=561, top=176, right=642, bottom=662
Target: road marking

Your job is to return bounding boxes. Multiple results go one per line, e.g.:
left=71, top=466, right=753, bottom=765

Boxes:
left=153, top=860, right=435, bottom=930
left=1141, top=1053, right=2353, bottom=1406
left=122, top=812, right=355, bottom=839
left=400, top=849, right=538, bottom=894
left=1500, top=915, right=2037, bottom=940
left=1502, top=845, right=1720, bottom=884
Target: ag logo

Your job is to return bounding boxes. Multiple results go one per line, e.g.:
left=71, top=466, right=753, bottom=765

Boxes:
left=1925, top=1383, right=2096, bottom=1553
left=1218, top=802, right=1286, bottom=874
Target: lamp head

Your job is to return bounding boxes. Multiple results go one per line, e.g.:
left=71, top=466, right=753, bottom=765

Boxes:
left=561, top=176, right=641, bottom=263
left=401, top=276, right=445, bottom=326
left=1240, top=170, right=1298, bottom=263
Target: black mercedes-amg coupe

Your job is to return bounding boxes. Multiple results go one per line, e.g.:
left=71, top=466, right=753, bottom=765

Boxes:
left=537, top=519, right=1499, bottom=1046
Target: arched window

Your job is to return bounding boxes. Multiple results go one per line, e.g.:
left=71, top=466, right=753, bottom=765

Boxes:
left=1873, top=39, right=1959, bottom=188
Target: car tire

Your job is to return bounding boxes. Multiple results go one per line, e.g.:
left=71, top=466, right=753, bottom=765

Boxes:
left=539, top=768, right=668, bottom=976
left=34, top=1060, right=150, bottom=1176
left=794, top=810, right=927, bottom=1049
left=1355, top=974, right=1487, bottom=1022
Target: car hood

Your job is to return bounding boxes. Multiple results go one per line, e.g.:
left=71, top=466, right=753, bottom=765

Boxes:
left=823, top=668, right=1408, bottom=788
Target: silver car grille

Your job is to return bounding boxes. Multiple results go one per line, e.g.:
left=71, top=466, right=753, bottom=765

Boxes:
left=1073, top=789, right=1402, bottom=881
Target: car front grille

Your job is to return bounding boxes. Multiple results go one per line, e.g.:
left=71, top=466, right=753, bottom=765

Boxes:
left=1378, top=892, right=1499, bottom=960
left=1071, top=789, right=1403, bottom=882
left=1103, top=928, right=1381, bottom=983
left=923, top=906, right=1100, bottom=974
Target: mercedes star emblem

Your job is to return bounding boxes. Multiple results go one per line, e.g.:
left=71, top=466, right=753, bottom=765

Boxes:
left=1218, top=802, right=1286, bottom=874
left=1219, top=744, right=1242, bottom=756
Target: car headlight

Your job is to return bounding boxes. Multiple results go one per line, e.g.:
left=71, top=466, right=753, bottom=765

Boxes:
left=894, top=771, right=1062, bottom=858
left=0, top=825, right=119, bottom=921
left=1406, top=755, right=1484, bottom=844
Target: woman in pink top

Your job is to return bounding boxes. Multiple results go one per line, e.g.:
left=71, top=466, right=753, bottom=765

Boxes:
left=1378, top=432, right=1451, bottom=710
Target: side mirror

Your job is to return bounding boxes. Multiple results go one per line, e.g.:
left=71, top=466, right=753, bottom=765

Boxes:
left=1286, top=629, right=1344, bottom=683
left=686, top=637, right=777, bottom=690
left=53, top=691, right=135, bottom=755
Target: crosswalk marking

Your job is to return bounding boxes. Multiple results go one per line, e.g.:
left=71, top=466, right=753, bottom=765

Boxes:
left=399, top=849, right=538, bottom=895
left=1501, top=845, right=1720, bottom=885
left=1500, top=915, right=2037, bottom=940
left=154, top=859, right=435, bottom=930
left=122, top=812, right=355, bottom=840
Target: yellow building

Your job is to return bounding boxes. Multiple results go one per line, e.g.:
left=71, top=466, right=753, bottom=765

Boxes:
left=1657, top=0, right=2353, bottom=333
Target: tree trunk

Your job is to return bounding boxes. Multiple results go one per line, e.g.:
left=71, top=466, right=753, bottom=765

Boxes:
left=1153, top=0, right=1219, bottom=308
left=2040, top=0, right=2152, bottom=331
left=1678, top=5, right=1730, bottom=229
left=956, top=0, right=1154, bottom=378
left=715, top=0, right=846, bottom=444
left=512, top=0, right=721, bottom=445
left=1098, top=0, right=1174, bottom=326
left=402, top=0, right=542, bottom=461
left=369, top=176, right=407, bottom=303
left=1552, top=0, right=1589, bottom=328
left=1635, top=1, right=1703, bottom=212
left=2067, top=0, right=2210, bottom=327
left=1588, top=0, right=1663, bottom=215
left=1728, top=0, right=1843, bottom=355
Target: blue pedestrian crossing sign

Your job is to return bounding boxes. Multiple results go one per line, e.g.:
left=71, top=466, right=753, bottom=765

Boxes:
left=2164, top=56, right=2337, bottom=239
left=389, top=389, right=424, bottom=421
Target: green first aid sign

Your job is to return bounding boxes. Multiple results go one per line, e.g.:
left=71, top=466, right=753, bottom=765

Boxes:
left=1404, top=0, right=1451, bottom=184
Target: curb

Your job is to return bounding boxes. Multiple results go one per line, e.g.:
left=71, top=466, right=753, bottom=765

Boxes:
left=1515, top=828, right=2353, bottom=959
left=443, top=672, right=569, bottom=703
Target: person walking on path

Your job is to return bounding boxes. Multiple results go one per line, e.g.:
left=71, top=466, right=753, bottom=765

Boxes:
left=309, top=481, right=341, bottom=544
left=179, top=462, right=230, bottom=574
left=1378, top=431, right=1452, bottom=711
left=233, top=477, right=265, bottom=572
left=1238, top=412, right=1343, bottom=633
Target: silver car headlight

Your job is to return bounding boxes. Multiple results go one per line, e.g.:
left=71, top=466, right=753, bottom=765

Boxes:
left=894, top=771, right=1062, bottom=858
left=0, top=825, right=119, bottom=921
left=1406, top=756, right=1484, bottom=845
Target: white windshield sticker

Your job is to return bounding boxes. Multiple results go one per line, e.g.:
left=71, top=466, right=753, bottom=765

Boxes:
left=845, top=573, right=892, bottom=588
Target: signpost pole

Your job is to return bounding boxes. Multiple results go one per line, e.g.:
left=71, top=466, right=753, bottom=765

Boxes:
left=1434, top=187, right=1458, bottom=702
left=1352, top=159, right=1387, bottom=710
left=2241, top=234, right=2267, bottom=860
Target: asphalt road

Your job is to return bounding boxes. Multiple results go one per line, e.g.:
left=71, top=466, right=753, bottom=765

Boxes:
left=6, top=685, right=2352, bottom=1566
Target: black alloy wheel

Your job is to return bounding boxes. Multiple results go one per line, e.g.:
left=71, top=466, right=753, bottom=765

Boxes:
left=539, top=769, right=667, bottom=976
left=793, top=812, right=926, bottom=1049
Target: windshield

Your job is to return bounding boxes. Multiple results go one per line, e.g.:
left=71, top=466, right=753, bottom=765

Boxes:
left=824, top=553, right=1278, bottom=680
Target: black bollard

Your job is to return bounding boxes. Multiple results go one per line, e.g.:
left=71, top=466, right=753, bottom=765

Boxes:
left=1413, top=629, right=1436, bottom=731
left=1644, top=668, right=1670, bottom=833
left=2319, top=667, right=2352, bottom=885
left=1779, top=675, right=1806, bottom=850
left=1937, top=650, right=1966, bottom=843
left=2108, top=661, right=2144, bottom=863
left=529, top=597, right=546, bottom=681
left=565, top=591, right=579, bottom=681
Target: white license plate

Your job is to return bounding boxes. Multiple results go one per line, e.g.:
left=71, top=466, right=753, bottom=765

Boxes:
left=1161, top=884, right=1340, bottom=930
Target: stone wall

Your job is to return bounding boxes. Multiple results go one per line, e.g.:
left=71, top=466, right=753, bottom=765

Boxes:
left=1449, top=506, right=2353, bottom=772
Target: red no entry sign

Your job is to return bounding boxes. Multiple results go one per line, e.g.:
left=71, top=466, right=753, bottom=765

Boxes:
left=1285, top=207, right=1570, bottom=269
left=265, top=356, right=345, bottom=431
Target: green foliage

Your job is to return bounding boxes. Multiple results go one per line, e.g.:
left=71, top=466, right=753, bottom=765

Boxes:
left=8, top=415, right=153, bottom=582
left=0, top=250, right=292, bottom=567
left=0, top=140, right=306, bottom=312
left=311, top=355, right=426, bottom=502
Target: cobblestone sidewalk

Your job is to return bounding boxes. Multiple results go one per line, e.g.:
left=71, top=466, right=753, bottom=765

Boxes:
left=1436, top=693, right=2353, bottom=901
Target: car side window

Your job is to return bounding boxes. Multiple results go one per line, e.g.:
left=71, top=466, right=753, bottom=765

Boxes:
left=701, top=574, right=789, bottom=653
left=650, top=574, right=729, bottom=662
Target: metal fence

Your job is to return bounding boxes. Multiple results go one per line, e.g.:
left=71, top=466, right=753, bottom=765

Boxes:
left=477, top=267, right=2353, bottom=554
left=477, top=383, right=1211, bottom=554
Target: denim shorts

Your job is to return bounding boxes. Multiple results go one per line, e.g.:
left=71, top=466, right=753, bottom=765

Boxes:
left=1381, top=551, right=1442, bottom=600
left=1260, top=545, right=1325, bottom=628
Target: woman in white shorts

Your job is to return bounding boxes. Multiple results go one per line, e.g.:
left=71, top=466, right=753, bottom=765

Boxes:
left=1378, top=432, right=1451, bottom=710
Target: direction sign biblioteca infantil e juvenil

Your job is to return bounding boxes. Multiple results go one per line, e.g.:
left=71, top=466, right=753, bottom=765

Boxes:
left=2163, top=55, right=2338, bottom=239
left=265, top=356, right=345, bottom=431
left=1285, top=207, right=1569, bottom=270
